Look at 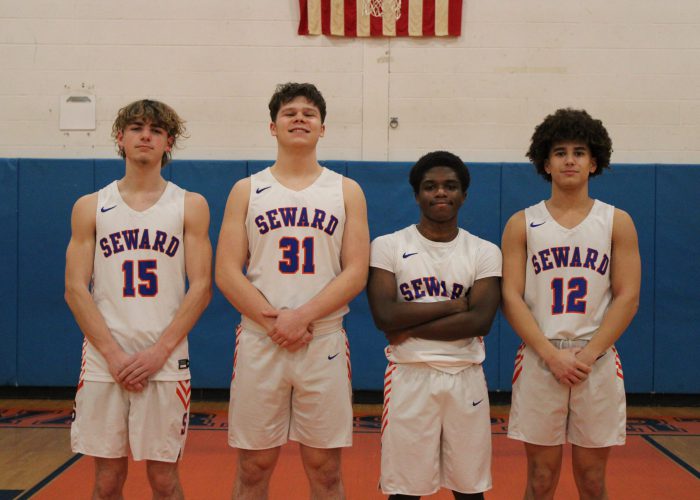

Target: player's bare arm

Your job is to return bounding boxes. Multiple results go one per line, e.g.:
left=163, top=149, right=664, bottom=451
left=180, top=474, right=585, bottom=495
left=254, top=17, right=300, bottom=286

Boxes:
left=501, top=211, right=591, bottom=387
left=64, top=193, right=144, bottom=391
left=367, top=266, right=470, bottom=344
left=215, top=178, right=282, bottom=333
left=266, top=177, right=370, bottom=348
left=120, top=192, right=213, bottom=385
left=576, top=209, right=640, bottom=366
left=367, top=267, right=469, bottom=333
left=395, top=276, right=500, bottom=343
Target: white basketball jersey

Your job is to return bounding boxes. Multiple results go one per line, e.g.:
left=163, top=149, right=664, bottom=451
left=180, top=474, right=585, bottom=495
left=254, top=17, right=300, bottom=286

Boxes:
left=84, top=180, right=189, bottom=381
left=524, top=200, right=614, bottom=341
left=371, top=225, right=502, bottom=373
left=242, top=167, right=347, bottom=335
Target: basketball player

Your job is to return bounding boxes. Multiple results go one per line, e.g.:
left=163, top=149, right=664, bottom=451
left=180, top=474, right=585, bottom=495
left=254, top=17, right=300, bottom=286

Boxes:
left=502, top=108, right=641, bottom=499
left=65, top=99, right=212, bottom=499
left=215, top=83, right=369, bottom=499
left=367, top=151, right=501, bottom=500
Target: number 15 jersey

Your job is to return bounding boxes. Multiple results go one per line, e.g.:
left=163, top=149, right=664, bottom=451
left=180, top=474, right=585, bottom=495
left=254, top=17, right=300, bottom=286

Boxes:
left=524, top=199, right=614, bottom=341
left=86, top=180, right=189, bottom=382
left=243, top=167, right=347, bottom=335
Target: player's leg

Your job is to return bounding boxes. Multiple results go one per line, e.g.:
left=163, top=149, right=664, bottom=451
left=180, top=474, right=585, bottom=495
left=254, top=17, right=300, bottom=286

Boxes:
left=128, top=381, right=190, bottom=498
left=380, top=364, right=441, bottom=497
left=93, top=457, right=128, bottom=500
left=442, top=365, right=492, bottom=498
left=71, top=382, right=130, bottom=499
left=233, top=447, right=282, bottom=500
left=290, top=331, right=352, bottom=498
left=388, top=495, right=420, bottom=499
left=571, top=445, right=611, bottom=500
left=146, top=460, right=184, bottom=500
left=228, top=328, right=292, bottom=497
left=568, top=347, right=624, bottom=500
left=299, top=445, right=344, bottom=499
left=452, top=492, right=484, bottom=500
left=523, top=443, right=563, bottom=500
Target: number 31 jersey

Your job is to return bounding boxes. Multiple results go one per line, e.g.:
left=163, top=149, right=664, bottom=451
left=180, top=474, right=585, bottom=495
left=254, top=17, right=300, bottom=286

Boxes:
left=243, top=167, right=347, bottom=336
left=524, top=199, right=614, bottom=341
left=85, top=180, right=189, bottom=382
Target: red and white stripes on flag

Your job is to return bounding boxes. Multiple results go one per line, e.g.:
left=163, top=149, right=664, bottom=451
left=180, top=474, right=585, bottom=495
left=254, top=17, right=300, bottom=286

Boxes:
left=298, top=0, right=463, bottom=37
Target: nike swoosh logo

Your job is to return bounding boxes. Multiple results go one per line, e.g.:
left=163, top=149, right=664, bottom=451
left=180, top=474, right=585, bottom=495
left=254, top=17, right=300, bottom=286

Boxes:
left=529, top=221, right=546, bottom=227
left=256, top=186, right=272, bottom=194
left=402, top=252, right=418, bottom=259
left=100, top=205, right=117, bottom=213
left=472, top=399, right=484, bottom=406
left=328, top=353, right=340, bottom=360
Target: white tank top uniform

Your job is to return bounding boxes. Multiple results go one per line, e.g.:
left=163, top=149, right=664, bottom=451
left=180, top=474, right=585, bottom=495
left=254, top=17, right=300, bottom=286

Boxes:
left=508, top=199, right=626, bottom=448
left=72, top=180, right=191, bottom=463
left=84, top=180, right=189, bottom=382
left=524, top=199, right=613, bottom=341
left=371, top=225, right=501, bottom=495
left=228, top=167, right=353, bottom=451
left=243, top=166, right=347, bottom=336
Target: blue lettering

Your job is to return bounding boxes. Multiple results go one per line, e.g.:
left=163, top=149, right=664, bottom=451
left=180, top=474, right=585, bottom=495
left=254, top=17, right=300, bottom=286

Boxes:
left=311, top=209, right=326, bottom=230
left=399, top=283, right=413, bottom=301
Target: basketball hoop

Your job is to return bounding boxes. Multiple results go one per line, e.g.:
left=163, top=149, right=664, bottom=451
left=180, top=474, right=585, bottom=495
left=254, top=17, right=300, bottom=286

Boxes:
left=362, top=0, right=402, bottom=19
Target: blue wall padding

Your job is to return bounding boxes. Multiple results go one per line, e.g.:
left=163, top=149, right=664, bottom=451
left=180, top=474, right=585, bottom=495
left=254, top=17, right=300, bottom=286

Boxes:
left=1, top=159, right=698, bottom=394
left=654, top=165, right=700, bottom=392
left=0, top=159, right=18, bottom=385
left=170, top=160, right=248, bottom=386
left=498, top=164, right=551, bottom=390
left=460, top=163, right=503, bottom=387
left=347, top=161, right=414, bottom=389
left=17, top=159, right=94, bottom=385
left=589, top=164, right=655, bottom=392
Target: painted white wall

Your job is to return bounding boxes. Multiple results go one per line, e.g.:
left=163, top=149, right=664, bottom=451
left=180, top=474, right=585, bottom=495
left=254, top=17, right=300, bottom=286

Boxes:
left=1, top=0, right=699, bottom=163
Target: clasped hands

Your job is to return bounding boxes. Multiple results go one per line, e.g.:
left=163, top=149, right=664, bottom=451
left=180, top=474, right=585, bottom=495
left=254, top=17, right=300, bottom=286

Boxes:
left=263, top=308, right=313, bottom=352
left=547, top=347, right=596, bottom=387
left=106, top=344, right=169, bottom=392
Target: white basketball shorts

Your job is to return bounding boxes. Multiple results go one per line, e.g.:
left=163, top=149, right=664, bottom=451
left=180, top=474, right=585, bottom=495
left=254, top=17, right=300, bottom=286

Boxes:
left=508, top=343, right=626, bottom=447
left=228, top=327, right=353, bottom=450
left=380, top=362, right=492, bottom=496
left=71, top=379, right=191, bottom=462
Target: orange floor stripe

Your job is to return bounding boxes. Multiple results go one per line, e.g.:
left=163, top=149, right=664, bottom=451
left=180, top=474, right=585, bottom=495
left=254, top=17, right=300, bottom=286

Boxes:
left=30, top=432, right=699, bottom=499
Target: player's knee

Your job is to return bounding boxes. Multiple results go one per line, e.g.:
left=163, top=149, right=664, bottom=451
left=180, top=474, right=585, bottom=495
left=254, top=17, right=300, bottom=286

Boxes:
left=529, top=464, right=558, bottom=496
left=576, top=468, right=606, bottom=499
left=94, top=470, right=126, bottom=500
left=147, top=465, right=180, bottom=498
left=238, top=455, right=276, bottom=485
left=305, top=458, right=342, bottom=490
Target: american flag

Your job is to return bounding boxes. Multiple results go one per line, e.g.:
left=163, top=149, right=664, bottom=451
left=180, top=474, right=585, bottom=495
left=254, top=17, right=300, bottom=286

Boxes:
left=298, top=0, right=463, bottom=37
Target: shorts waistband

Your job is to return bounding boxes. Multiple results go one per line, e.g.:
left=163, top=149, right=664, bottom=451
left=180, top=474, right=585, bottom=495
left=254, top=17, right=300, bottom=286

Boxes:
left=240, top=317, right=343, bottom=337
left=548, top=339, right=589, bottom=349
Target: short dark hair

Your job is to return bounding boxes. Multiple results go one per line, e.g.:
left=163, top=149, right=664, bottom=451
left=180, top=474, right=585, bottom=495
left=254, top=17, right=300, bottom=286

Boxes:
left=111, top=99, right=186, bottom=167
left=527, top=108, right=613, bottom=182
left=268, top=82, right=327, bottom=123
left=409, top=151, right=470, bottom=195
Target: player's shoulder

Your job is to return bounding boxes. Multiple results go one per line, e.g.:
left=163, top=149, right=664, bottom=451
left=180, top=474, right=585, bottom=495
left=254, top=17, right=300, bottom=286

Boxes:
left=341, top=175, right=365, bottom=196
left=184, top=191, right=210, bottom=222
left=461, top=229, right=502, bottom=256
left=612, top=206, right=637, bottom=238
left=229, top=177, right=252, bottom=198
left=371, top=227, right=410, bottom=258
left=73, top=191, right=98, bottom=213
left=504, top=209, right=526, bottom=230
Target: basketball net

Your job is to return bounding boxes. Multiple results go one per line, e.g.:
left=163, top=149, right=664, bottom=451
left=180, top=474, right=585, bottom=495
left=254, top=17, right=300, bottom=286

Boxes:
left=362, top=0, right=402, bottom=20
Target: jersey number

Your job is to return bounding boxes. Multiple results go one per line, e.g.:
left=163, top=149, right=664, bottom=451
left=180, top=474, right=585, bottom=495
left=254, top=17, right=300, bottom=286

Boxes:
left=551, top=277, right=587, bottom=314
left=278, top=237, right=315, bottom=274
left=122, top=260, right=158, bottom=297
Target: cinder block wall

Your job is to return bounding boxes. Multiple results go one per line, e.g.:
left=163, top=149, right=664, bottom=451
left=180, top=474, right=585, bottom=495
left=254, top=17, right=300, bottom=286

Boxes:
left=1, top=1, right=699, bottom=163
